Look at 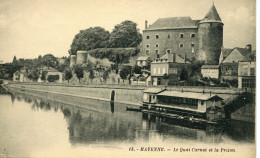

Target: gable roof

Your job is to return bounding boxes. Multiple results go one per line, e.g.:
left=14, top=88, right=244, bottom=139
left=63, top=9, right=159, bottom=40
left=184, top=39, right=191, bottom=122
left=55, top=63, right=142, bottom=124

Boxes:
left=146, top=17, right=199, bottom=31
left=200, top=4, right=222, bottom=23
left=221, top=48, right=233, bottom=59
left=235, top=47, right=251, bottom=56
left=159, top=53, right=190, bottom=63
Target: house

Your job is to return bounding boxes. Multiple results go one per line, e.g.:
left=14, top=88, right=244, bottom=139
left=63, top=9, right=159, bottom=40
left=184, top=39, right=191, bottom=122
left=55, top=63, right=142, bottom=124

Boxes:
left=136, top=56, right=152, bottom=67
left=219, top=48, right=233, bottom=64
left=130, top=73, right=151, bottom=86
left=237, top=51, right=256, bottom=89
left=13, top=67, right=30, bottom=82
left=201, top=65, right=219, bottom=79
left=150, top=53, right=190, bottom=85
left=142, top=3, right=223, bottom=64
left=220, top=45, right=252, bottom=80
left=38, top=67, right=62, bottom=83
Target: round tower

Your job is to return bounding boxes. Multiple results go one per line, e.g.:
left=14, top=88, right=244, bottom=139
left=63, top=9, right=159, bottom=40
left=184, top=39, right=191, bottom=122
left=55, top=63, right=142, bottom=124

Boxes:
left=70, top=55, right=77, bottom=67
left=198, top=4, right=223, bottom=65
left=76, top=50, right=88, bottom=65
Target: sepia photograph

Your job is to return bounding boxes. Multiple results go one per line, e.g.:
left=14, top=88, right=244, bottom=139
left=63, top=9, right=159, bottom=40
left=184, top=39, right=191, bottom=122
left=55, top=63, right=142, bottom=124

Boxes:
left=0, top=0, right=256, bottom=157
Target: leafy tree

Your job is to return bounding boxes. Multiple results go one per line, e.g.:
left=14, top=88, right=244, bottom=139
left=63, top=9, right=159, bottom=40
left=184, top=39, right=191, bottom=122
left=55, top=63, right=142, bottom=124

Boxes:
left=64, top=69, right=73, bottom=83
left=102, top=70, right=109, bottom=83
left=69, top=27, right=110, bottom=55
left=28, top=69, right=39, bottom=81
left=12, top=56, right=17, bottom=63
left=42, top=54, right=57, bottom=68
left=109, top=20, right=142, bottom=48
left=119, top=66, right=131, bottom=82
left=180, top=68, right=189, bottom=81
left=89, top=69, right=95, bottom=83
left=74, top=65, right=84, bottom=82
left=132, top=65, right=142, bottom=74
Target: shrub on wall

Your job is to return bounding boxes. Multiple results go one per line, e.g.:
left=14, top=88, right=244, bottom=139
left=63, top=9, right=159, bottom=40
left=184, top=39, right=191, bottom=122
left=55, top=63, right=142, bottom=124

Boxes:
left=88, top=48, right=140, bottom=64
left=47, top=75, right=60, bottom=82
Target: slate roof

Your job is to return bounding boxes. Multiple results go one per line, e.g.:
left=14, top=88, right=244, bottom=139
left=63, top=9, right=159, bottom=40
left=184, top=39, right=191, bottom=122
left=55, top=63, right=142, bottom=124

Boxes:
left=201, top=65, right=219, bottom=69
left=200, top=4, right=222, bottom=23
left=146, top=17, right=199, bottom=30
left=159, top=53, right=190, bottom=63
left=221, top=48, right=233, bottom=59
left=157, top=90, right=223, bottom=101
left=235, top=48, right=251, bottom=56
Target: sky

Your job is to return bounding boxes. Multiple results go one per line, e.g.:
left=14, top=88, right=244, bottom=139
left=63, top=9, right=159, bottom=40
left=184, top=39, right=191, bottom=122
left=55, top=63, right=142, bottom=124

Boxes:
left=0, top=0, right=256, bottom=63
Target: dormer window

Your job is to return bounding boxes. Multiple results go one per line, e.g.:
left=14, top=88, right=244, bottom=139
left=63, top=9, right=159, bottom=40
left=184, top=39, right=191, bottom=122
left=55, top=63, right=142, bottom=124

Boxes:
left=180, top=33, right=184, bottom=38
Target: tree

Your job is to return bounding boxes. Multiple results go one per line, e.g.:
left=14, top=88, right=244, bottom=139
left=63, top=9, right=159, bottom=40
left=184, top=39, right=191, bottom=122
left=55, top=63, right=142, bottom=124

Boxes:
left=109, top=20, right=142, bottom=48
left=102, top=70, right=109, bottom=83
left=42, top=54, right=57, bottom=68
left=89, top=69, right=95, bottom=83
left=132, top=65, right=142, bottom=74
left=74, top=65, right=84, bottom=82
left=119, top=66, right=131, bottom=82
left=69, top=27, right=110, bottom=55
left=64, top=69, right=73, bottom=83
left=27, top=69, right=39, bottom=82
left=180, top=68, right=189, bottom=81
left=12, top=56, right=17, bottom=64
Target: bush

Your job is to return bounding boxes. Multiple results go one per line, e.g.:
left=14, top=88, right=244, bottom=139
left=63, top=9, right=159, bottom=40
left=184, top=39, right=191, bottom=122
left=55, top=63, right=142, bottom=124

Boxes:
left=0, top=80, right=3, bottom=84
left=88, top=48, right=140, bottom=64
left=47, top=75, right=59, bottom=82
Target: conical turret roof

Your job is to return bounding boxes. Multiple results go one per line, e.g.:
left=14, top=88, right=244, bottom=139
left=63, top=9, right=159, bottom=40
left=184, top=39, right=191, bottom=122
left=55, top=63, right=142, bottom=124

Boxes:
left=200, top=3, right=223, bottom=24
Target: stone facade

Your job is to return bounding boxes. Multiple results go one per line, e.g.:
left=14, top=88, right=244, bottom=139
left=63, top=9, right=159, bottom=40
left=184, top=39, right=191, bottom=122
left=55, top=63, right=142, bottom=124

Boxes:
left=201, top=65, right=219, bottom=79
left=142, top=4, right=223, bottom=64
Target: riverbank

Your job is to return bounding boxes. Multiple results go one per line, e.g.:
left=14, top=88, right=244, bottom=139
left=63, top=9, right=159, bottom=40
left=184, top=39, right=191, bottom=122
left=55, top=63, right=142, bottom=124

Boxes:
left=4, top=82, right=255, bottom=123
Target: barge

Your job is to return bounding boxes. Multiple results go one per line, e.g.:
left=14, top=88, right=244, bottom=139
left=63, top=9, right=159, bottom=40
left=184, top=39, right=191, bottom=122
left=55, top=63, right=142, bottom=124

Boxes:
left=142, top=88, right=226, bottom=124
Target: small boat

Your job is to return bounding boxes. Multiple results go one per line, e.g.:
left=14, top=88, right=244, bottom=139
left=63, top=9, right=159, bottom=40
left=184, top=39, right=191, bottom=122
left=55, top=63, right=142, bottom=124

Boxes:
left=126, top=107, right=142, bottom=112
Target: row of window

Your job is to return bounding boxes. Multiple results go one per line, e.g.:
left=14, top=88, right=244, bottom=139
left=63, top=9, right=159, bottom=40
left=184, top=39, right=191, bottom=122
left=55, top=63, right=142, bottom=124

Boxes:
left=146, top=33, right=195, bottom=39
left=145, top=44, right=195, bottom=55
left=146, top=43, right=195, bottom=48
left=153, top=67, right=166, bottom=75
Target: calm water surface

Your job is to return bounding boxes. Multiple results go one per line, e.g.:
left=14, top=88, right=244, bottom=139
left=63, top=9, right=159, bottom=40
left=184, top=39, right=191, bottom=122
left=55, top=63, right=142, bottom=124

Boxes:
left=0, top=87, right=255, bottom=157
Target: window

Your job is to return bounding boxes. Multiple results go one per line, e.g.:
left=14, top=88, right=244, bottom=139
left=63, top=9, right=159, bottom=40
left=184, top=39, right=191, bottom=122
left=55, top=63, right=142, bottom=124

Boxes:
left=166, top=49, right=171, bottom=54
left=168, top=34, right=171, bottom=38
left=158, top=68, right=161, bottom=74
left=162, top=68, right=166, bottom=74
left=179, top=44, right=184, bottom=48
left=250, top=68, right=255, bottom=76
left=146, top=50, right=149, bottom=55
left=191, top=44, right=195, bottom=53
left=191, top=33, right=195, bottom=38
left=180, top=33, right=184, bottom=38
left=153, top=68, right=156, bottom=74
left=156, top=44, right=159, bottom=47
left=156, top=34, right=159, bottom=39
left=146, top=36, right=150, bottom=39
left=146, top=44, right=149, bottom=48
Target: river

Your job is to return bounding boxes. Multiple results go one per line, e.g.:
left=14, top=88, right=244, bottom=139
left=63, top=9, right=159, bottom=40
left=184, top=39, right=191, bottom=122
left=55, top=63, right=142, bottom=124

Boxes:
left=0, top=86, right=255, bottom=158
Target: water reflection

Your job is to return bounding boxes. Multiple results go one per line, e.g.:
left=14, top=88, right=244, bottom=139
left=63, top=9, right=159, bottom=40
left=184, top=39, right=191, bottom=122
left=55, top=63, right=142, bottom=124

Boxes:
left=3, top=87, right=255, bottom=147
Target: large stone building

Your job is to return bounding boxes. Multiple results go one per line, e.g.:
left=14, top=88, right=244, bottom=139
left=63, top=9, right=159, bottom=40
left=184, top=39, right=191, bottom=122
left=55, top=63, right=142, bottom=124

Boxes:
left=141, top=3, right=223, bottom=65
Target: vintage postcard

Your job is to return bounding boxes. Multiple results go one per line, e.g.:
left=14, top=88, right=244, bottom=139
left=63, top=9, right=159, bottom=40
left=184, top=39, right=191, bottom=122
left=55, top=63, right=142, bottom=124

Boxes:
left=0, top=0, right=256, bottom=157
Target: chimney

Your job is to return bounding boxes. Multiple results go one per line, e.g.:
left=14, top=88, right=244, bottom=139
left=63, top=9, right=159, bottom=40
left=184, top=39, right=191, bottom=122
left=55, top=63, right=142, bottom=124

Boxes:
left=246, top=44, right=252, bottom=52
left=173, top=53, right=176, bottom=63
left=145, top=20, right=148, bottom=29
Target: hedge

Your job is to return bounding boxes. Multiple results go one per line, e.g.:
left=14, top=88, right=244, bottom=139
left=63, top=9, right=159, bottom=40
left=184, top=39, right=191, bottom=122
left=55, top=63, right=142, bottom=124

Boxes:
left=47, top=75, right=60, bottom=82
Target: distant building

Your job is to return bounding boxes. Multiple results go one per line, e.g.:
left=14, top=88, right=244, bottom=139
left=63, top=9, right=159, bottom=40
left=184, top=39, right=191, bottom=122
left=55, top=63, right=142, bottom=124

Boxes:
left=13, top=71, right=29, bottom=82
left=150, top=53, right=190, bottom=85
left=220, top=45, right=252, bottom=80
left=237, top=51, right=256, bottom=89
left=136, top=56, right=152, bottom=67
left=142, top=3, right=223, bottom=64
left=201, top=65, right=219, bottom=79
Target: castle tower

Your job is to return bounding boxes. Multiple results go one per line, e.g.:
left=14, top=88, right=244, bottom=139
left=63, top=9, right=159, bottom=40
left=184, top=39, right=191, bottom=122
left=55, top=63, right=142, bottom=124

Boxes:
left=76, top=50, right=88, bottom=65
left=198, top=3, right=223, bottom=64
left=70, top=55, right=77, bottom=67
